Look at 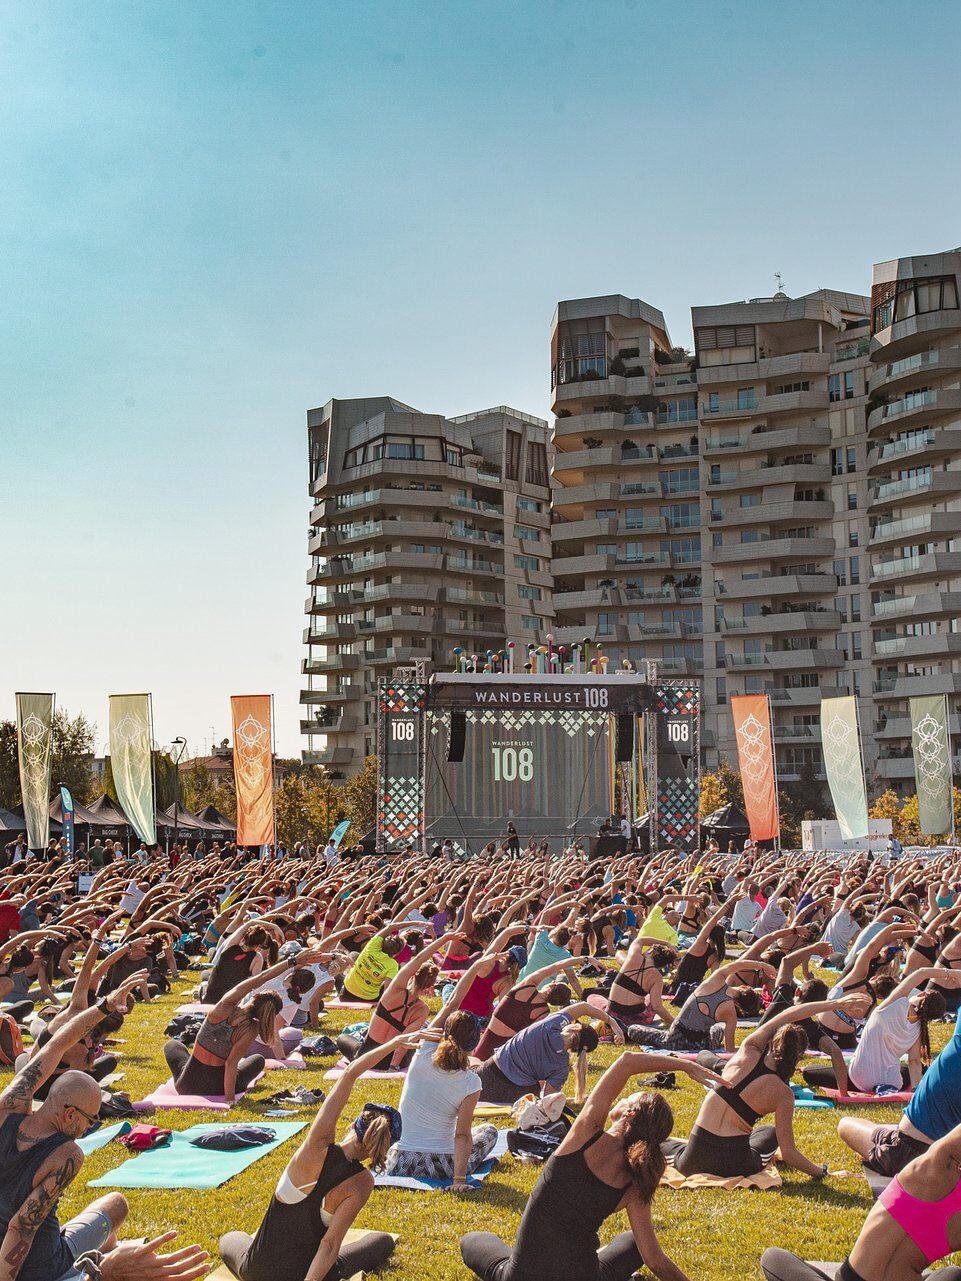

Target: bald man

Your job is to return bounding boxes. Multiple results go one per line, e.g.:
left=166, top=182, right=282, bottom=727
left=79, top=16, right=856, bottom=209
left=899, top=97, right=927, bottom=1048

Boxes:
left=0, top=988, right=208, bottom=1281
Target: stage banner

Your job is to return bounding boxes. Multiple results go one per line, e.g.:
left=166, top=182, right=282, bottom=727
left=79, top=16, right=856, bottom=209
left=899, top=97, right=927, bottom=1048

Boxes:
left=15, top=693, right=54, bottom=851
left=654, top=686, right=700, bottom=853
left=60, top=786, right=75, bottom=859
left=231, top=695, right=275, bottom=847
left=329, top=819, right=351, bottom=848
left=109, top=694, right=157, bottom=845
left=820, top=695, right=869, bottom=840
left=730, top=694, right=779, bottom=842
left=378, top=683, right=426, bottom=849
left=910, top=695, right=955, bottom=836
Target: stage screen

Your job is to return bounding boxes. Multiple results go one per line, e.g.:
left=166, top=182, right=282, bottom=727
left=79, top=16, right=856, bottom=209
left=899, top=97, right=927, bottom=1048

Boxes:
left=424, top=706, right=611, bottom=848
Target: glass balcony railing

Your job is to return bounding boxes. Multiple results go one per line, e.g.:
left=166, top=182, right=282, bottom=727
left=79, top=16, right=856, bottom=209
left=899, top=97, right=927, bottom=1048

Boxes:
left=873, top=556, right=924, bottom=578
left=875, top=472, right=933, bottom=500
left=883, top=391, right=937, bottom=418
left=872, top=514, right=932, bottom=540
left=885, top=350, right=940, bottom=380
left=878, top=430, right=936, bottom=460
left=702, top=395, right=758, bottom=414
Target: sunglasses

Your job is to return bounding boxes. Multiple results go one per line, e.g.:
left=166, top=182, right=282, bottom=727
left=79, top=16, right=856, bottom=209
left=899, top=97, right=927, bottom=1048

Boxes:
left=68, top=1103, right=100, bottom=1127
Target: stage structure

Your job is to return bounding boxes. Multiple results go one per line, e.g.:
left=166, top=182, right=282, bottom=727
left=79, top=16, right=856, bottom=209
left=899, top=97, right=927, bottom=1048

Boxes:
left=377, top=664, right=700, bottom=856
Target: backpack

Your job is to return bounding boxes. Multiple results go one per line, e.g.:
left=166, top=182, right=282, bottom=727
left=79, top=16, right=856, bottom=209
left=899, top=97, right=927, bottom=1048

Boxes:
left=300, top=1035, right=338, bottom=1058
left=117, top=1124, right=172, bottom=1151
left=190, top=1125, right=276, bottom=1151
left=0, top=1014, right=23, bottom=1066
left=507, top=1121, right=570, bottom=1161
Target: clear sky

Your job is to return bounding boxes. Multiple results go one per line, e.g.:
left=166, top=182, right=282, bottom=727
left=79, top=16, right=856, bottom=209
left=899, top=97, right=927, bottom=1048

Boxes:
left=3, top=0, right=960, bottom=757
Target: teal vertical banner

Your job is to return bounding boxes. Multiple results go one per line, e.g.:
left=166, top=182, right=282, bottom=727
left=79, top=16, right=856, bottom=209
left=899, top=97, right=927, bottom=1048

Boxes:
left=910, top=695, right=955, bottom=836
left=820, top=695, right=869, bottom=840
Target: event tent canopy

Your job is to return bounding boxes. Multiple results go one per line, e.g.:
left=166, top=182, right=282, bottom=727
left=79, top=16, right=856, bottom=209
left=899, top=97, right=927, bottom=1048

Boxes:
left=0, top=808, right=25, bottom=833
left=49, top=795, right=116, bottom=828
left=701, top=803, right=751, bottom=838
left=194, top=804, right=236, bottom=834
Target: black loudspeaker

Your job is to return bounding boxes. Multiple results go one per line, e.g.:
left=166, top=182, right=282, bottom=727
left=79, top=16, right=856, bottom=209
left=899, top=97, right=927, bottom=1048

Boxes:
left=614, top=713, right=634, bottom=763
left=447, top=711, right=467, bottom=763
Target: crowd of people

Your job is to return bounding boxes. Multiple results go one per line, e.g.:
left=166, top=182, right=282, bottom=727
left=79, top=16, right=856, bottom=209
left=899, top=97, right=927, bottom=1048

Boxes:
left=0, top=835, right=959, bottom=1280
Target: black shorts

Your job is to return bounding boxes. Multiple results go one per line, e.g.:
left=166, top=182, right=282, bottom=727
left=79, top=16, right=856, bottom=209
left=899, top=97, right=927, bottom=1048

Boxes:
left=866, top=1124, right=929, bottom=1177
left=820, top=1023, right=858, bottom=1052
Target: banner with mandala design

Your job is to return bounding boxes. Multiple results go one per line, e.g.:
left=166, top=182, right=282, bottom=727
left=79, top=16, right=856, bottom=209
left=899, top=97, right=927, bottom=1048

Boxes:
left=820, top=695, right=868, bottom=840
left=109, top=693, right=157, bottom=845
left=910, top=695, right=955, bottom=836
left=231, top=695, right=275, bottom=847
left=15, top=693, right=54, bottom=851
left=730, top=694, right=779, bottom=842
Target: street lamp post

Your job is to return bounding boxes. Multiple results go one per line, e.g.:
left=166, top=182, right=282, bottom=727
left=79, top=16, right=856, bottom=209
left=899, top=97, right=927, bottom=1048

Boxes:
left=170, top=738, right=187, bottom=855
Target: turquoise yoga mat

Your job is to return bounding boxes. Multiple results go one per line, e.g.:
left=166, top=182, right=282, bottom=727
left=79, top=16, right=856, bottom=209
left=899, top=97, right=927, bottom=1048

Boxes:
left=78, top=1122, right=132, bottom=1155
left=88, top=1122, right=306, bottom=1190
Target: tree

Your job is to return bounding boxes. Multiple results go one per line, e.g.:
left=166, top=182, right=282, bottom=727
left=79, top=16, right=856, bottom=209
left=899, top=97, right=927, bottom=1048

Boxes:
left=777, top=764, right=828, bottom=848
left=274, top=768, right=348, bottom=848
left=49, top=710, right=97, bottom=804
left=699, top=760, right=744, bottom=816
left=180, top=760, right=219, bottom=813
left=0, top=722, right=18, bottom=810
left=868, top=789, right=904, bottom=840
left=343, top=756, right=377, bottom=835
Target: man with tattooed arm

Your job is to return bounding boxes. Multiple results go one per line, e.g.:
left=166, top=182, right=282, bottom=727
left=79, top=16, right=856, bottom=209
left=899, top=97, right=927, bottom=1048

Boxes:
left=0, top=984, right=208, bottom=1281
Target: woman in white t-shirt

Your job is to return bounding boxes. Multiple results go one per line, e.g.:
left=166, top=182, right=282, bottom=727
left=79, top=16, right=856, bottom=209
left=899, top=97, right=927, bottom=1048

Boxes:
left=385, top=955, right=498, bottom=1188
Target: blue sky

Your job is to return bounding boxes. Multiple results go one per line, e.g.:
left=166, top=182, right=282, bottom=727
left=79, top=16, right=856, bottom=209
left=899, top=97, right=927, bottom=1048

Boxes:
left=3, top=0, right=960, bottom=756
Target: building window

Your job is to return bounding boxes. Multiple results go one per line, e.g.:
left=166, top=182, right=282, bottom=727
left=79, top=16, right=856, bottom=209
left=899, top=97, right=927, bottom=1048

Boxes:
left=514, top=525, right=541, bottom=541
left=831, top=447, right=843, bottom=476
left=517, top=497, right=541, bottom=512
left=445, top=447, right=463, bottom=467
left=596, top=508, right=615, bottom=520
left=849, top=522, right=859, bottom=547
left=521, top=614, right=539, bottom=631
left=712, top=532, right=723, bottom=548
left=740, top=529, right=762, bottom=543
left=656, top=397, right=697, bottom=423
left=526, top=442, right=549, bottom=487
left=716, top=677, right=727, bottom=703
left=711, top=500, right=722, bottom=520
left=846, top=447, right=856, bottom=473
left=737, top=387, right=755, bottom=409
left=847, top=489, right=858, bottom=511
left=596, top=543, right=616, bottom=556
left=505, top=430, right=522, bottom=481
left=514, top=554, right=540, bottom=571
left=852, top=632, right=862, bottom=659
left=518, top=585, right=542, bottom=601
left=834, top=559, right=847, bottom=587
left=740, top=493, right=760, bottom=508
left=660, top=467, right=699, bottom=494
left=628, top=611, right=644, bottom=626
left=872, top=274, right=960, bottom=331
left=625, top=508, right=647, bottom=529
left=708, top=392, right=719, bottom=412
left=844, top=372, right=855, bottom=400
left=373, top=441, right=424, bottom=461
left=661, top=501, right=700, bottom=529
left=850, top=555, right=860, bottom=584
left=829, top=374, right=840, bottom=403
left=554, top=316, right=607, bottom=385
left=597, top=613, right=617, bottom=636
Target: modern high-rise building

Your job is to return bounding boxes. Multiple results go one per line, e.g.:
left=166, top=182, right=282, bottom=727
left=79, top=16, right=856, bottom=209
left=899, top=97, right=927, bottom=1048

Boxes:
left=302, top=246, right=961, bottom=797
left=548, top=247, right=961, bottom=794
left=301, top=397, right=553, bottom=777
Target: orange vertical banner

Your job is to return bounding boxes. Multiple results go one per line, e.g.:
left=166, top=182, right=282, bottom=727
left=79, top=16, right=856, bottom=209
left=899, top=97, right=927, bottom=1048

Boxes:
left=231, top=695, right=275, bottom=847
left=730, top=694, right=779, bottom=842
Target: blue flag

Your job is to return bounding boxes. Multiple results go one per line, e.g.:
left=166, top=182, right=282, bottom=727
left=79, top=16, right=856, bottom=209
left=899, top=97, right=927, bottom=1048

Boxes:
left=329, top=820, right=351, bottom=848
left=60, top=786, right=75, bottom=859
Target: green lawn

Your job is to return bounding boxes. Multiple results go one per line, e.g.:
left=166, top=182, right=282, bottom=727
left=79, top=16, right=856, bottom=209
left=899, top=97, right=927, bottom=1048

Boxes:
left=37, top=973, right=943, bottom=1280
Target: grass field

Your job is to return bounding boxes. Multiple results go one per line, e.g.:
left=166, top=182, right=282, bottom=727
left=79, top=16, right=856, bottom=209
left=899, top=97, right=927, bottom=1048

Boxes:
left=40, top=972, right=945, bottom=1281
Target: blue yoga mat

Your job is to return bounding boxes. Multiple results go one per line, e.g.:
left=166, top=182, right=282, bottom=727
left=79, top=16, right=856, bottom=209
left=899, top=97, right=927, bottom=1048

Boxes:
left=88, top=1122, right=306, bottom=1190
left=78, top=1122, right=132, bottom=1155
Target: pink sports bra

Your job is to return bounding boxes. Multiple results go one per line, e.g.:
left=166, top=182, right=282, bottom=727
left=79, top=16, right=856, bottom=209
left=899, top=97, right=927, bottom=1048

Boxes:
left=878, top=1170, right=961, bottom=1263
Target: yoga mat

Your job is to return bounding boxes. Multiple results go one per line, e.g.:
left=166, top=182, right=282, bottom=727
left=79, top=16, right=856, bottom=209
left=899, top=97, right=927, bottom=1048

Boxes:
left=326, top=997, right=376, bottom=1010
left=373, top=1130, right=509, bottom=1191
left=139, top=1073, right=265, bottom=1112
left=820, top=1088, right=913, bottom=1105
left=324, top=1057, right=407, bottom=1081
left=89, top=1121, right=306, bottom=1189
left=862, top=1164, right=893, bottom=1200
left=474, top=1104, right=514, bottom=1120
left=78, top=1121, right=132, bottom=1154
left=264, top=1051, right=306, bottom=1072
left=661, top=1164, right=782, bottom=1191
left=173, top=1003, right=213, bottom=1016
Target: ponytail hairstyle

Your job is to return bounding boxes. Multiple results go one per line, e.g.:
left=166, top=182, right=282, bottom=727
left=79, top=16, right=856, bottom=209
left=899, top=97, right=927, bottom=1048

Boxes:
left=732, top=986, right=761, bottom=1018
left=433, top=1010, right=476, bottom=1072
left=285, top=969, right=315, bottom=1001
left=544, top=981, right=572, bottom=1007
left=358, top=1111, right=392, bottom=1171
left=649, top=945, right=676, bottom=975
left=707, top=925, right=727, bottom=966
left=770, top=1024, right=808, bottom=1081
left=470, top=915, right=495, bottom=948
left=621, top=1092, right=673, bottom=1203
left=797, top=978, right=827, bottom=1004
left=413, top=962, right=438, bottom=995
left=913, top=989, right=947, bottom=1066
left=249, top=991, right=282, bottom=1043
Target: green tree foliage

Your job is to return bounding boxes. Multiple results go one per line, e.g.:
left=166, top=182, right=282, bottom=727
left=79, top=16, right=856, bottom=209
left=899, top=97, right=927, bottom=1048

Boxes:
left=699, top=760, right=744, bottom=816
left=48, top=710, right=98, bottom=804
left=275, top=768, right=348, bottom=849
left=0, top=722, right=18, bottom=810
left=342, top=756, right=377, bottom=835
left=868, top=789, right=904, bottom=840
left=898, top=787, right=961, bottom=846
left=777, top=764, right=828, bottom=847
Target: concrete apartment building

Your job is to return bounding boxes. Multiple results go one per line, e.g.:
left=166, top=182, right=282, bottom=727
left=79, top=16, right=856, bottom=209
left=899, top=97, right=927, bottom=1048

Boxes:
left=301, top=397, right=553, bottom=776
left=549, top=246, right=961, bottom=793
left=302, top=245, right=961, bottom=796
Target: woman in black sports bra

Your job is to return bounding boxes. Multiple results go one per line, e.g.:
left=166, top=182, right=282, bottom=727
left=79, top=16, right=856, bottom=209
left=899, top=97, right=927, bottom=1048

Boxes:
left=606, top=940, right=677, bottom=1029
left=663, top=997, right=860, bottom=1179
left=460, top=1049, right=722, bottom=1281
left=335, top=931, right=460, bottom=1070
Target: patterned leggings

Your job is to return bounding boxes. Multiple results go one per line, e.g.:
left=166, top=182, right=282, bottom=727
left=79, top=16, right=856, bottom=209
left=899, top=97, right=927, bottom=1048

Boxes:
left=384, top=1124, right=499, bottom=1179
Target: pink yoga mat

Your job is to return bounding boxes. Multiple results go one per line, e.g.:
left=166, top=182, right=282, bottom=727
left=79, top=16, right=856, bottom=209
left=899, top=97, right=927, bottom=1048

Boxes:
left=821, top=1088, right=913, bottom=1104
left=140, top=1073, right=265, bottom=1111
left=325, top=997, right=375, bottom=1010
left=173, top=1003, right=213, bottom=1015
left=265, top=1052, right=306, bottom=1072
left=323, top=1057, right=407, bottom=1081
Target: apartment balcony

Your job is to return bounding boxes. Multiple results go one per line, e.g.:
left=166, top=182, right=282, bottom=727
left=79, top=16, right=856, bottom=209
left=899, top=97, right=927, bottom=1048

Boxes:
left=552, top=372, right=652, bottom=408
left=869, top=427, right=961, bottom=472
left=304, top=590, right=367, bottom=615
left=764, top=648, right=845, bottom=670
left=872, top=591, right=961, bottom=621
left=300, top=713, right=359, bottom=736
left=552, top=481, right=621, bottom=507
left=302, top=654, right=361, bottom=676
left=868, top=388, right=961, bottom=434
left=303, top=623, right=355, bottom=644
left=872, top=308, right=961, bottom=360
left=621, top=621, right=700, bottom=643
left=873, top=672, right=961, bottom=700
left=300, top=684, right=361, bottom=705
left=444, top=587, right=505, bottom=607
left=876, top=713, right=961, bottom=740
left=872, top=470, right=961, bottom=509
left=552, top=517, right=619, bottom=545
left=872, top=633, right=961, bottom=662
left=697, top=351, right=832, bottom=387
left=365, top=646, right=434, bottom=665
left=717, top=572, right=836, bottom=600
left=725, top=650, right=772, bottom=671
left=756, top=388, right=831, bottom=417
left=768, top=686, right=845, bottom=705
left=444, top=556, right=504, bottom=578
left=304, top=746, right=355, bottom=767
left=721, top=609, right=842, bottom=635
left=552, top=553, right=617, bottom=577
left=711, top=536, right=834, bottom=566
left=449, top=494, right=504, bottom=520
left=708, top=498, right=834, bottom=529
left=701, top=395, right=760, bottom=419
left=658, top=657, right=700, bottom=674
left=703, top=423, right=831, bottom=457
left=552, top=445, right=624, bottom=475
left=871, top=347, right=961, bottom=395
left=869, top=513, right=957, bottom=549
left=772, top=725, right=821, bottom=742
left=554, top=588, right=621, bottom=613
left=707, top=462, right=830, bottom=491
left=551, top=411, right=639, bottom=444
left=364, top=583, right=442, bottom=605
left=871, top=551, right=961, bottom=585
left=358, top=613, right=436, bottom=636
